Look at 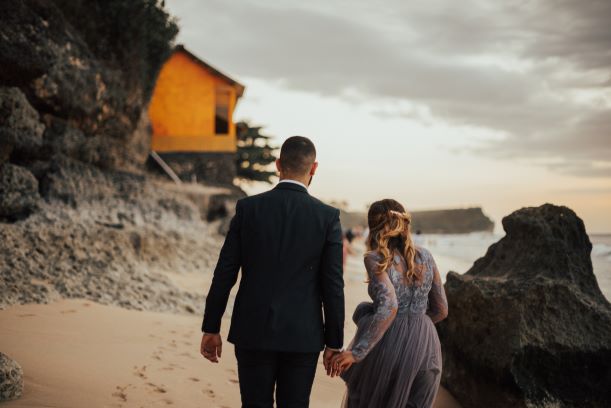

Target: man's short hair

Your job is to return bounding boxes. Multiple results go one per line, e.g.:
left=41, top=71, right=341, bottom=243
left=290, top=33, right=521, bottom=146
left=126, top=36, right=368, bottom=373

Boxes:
left=279, top=136, right=316, bottom=176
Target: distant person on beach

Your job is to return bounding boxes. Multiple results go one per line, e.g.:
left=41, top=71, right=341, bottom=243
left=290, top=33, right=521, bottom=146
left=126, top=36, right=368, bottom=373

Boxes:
left=328, top=199, right=448, bottom=407
left=200, top=136, right=345, bottom=407
left=342, top=229, right=356, bottom=267
left=414, top=229, right=425, bottom=246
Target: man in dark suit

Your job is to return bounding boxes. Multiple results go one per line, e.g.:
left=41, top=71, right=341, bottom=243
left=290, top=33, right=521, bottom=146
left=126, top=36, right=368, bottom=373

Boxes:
left=200, top=136, right=345, bottom=407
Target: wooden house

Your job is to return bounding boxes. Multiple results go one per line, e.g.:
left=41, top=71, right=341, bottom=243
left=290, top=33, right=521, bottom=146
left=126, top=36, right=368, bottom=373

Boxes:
left=148, top=45, right=245, bottom=184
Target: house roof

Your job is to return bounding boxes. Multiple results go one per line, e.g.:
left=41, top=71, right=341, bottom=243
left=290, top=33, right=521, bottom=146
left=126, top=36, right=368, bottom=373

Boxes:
left=173, top=44, right=245, bottom=97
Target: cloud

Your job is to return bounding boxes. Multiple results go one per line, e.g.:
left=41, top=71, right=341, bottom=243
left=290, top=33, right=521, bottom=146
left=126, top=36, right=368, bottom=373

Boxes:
left=166, top=0, right=611, bottom=177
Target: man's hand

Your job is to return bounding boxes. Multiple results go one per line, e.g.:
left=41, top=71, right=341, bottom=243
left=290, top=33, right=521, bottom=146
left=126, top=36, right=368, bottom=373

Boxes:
left=200, top=333, right=222, bottom=363
left=323, top=347, right=340, bottom=375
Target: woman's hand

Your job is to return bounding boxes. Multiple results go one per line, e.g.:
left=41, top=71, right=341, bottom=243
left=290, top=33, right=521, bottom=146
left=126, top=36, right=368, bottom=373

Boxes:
left=329, top=351, right=356, bottom=377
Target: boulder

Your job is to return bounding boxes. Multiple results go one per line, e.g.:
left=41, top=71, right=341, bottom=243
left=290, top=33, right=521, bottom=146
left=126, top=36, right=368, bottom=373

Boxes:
left=438, top=204, right=611, bottom=408
left=0, top=87, right=44, bottom=156
left=0, top=163, right=40, bottom=221
left=0, top=352, right=23, bottom=402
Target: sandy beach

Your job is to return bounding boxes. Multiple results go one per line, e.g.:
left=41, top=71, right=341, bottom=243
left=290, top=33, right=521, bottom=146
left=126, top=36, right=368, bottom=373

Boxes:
left=0, top=298, right=460, bottom=408
left=0, top=243, right=461, bottom=408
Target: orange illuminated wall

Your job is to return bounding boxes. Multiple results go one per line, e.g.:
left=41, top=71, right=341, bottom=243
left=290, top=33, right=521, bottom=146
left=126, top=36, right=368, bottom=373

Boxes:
left=148, top=49, right=243, bottom=153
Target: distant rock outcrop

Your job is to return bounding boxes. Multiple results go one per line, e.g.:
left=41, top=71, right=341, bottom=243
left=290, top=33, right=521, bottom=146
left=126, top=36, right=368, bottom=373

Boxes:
left=0, top=352, right=23, bottom=402
left=340, top=207, right=494, bottom=233
left=437, top=204, right=611, bottom=408
left=411, top=207, right=494, bottom=234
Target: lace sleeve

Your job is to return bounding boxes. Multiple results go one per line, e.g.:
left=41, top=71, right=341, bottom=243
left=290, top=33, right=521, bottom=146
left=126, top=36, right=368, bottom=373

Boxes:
left=349, top=253, right=398, bottom=362
left=426, top=251, right=448, bottom=323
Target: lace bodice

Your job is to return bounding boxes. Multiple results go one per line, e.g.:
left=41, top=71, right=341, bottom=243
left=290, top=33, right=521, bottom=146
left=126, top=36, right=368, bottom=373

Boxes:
left=349, top=247, right=448, bottom=362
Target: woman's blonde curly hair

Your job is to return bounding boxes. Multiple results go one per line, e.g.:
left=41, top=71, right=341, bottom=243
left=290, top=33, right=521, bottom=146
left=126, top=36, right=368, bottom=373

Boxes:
left=366, top=199, right=423, bottom=283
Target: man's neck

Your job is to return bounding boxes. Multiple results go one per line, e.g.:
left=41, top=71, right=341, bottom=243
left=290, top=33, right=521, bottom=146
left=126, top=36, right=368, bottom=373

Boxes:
left=279, top=178, right=309, bottom=189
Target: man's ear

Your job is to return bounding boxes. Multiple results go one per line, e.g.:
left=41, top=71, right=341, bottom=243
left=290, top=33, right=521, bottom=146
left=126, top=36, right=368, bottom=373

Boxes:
left=310, top=161, right=319, bottom=176
left=276, top=159, right=282, bottom=174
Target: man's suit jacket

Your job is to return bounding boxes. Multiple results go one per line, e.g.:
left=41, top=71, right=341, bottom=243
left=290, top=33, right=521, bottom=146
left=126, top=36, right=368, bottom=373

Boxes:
left=202, top=182, right=345, bottom=352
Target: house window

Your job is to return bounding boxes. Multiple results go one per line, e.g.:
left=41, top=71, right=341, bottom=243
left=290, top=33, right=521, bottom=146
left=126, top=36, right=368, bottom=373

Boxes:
left=215, top=89, right=230, bottom=135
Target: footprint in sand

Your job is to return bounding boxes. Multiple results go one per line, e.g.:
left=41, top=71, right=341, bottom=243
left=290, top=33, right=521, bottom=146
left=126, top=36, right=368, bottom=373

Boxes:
left=17, top=313, right=36, bottom=317
left=60, top=309, right=77, bottom=314
left=146, top=382, right=167, bottom=394
left=152, top=350, right=163, bottom=361
left=228, top=378, right=239, bottom=384
left=112, top=384, right=132, bottom=402
left=179, top=352, right=194, bottom=359
left=82, top=303, right=91, bottom=307
left=161, top=363, right=184, bottom=371
left=133, top=365, right=147, bottom=380
left=188, top=377, right=200, bottom=382
left=204, top=388, right=216, bottom=398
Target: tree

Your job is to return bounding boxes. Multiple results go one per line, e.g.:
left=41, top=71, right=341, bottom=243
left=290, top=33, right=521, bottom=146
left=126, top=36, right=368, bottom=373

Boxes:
left=235, top=121, right=278, bottom=183
left=52, top=0, right=179, bottom=102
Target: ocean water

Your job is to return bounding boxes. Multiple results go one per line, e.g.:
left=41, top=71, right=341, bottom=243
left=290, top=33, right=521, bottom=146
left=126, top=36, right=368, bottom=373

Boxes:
left=417, top=232, right=611, bottom=302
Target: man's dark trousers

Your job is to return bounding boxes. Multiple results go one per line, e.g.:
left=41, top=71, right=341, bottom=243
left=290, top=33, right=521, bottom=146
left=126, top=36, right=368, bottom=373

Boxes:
left=235, top=347, right=319, bottom=408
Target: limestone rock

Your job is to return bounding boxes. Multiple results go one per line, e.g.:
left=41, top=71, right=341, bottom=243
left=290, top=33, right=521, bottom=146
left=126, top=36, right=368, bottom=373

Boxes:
left=0, top=0, right=176, bottom=172
left=0, top=352, right=23, bottom=402
left=0, top=87, right=44, bottom=156
left=438, top=204, right=611, bottom=408
left=0, top=163, right=40, bottom=221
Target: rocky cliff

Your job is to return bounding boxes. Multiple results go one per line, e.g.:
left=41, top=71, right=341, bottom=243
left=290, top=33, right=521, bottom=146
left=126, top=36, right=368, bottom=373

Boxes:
left=437, top=204, right=611, bottom=407
left=0, top=1, right=243, bottom=314
left=0, top=0, right=178, bottom=172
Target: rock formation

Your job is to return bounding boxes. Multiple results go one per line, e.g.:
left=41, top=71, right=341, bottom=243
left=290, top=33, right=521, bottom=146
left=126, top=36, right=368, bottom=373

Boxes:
left=339, top=207, right=494, bottom=233
left=437, top=204, right=611, bottom=408
left=0, top=352, right=23, bottom=402
left=0, top=152, right=245, bottom=312
left=0, top=0, right=178, bottom=172
left=0, top=162, right=40, bottom=221
left=411, top=207, right=494, bottom=233
left=0, top=1, right=245, bottom=315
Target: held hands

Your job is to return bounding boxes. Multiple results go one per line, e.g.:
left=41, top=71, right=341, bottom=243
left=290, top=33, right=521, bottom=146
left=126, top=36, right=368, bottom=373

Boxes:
left=323, top=347, right=339, bottom=375
left=200, top=333, right=222, bottom=363
left=328, top=350, right=356, bottom=377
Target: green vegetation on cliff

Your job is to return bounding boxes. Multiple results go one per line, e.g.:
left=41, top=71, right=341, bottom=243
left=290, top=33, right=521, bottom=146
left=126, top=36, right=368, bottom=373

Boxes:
left=52, top=0, right=178, bottom=102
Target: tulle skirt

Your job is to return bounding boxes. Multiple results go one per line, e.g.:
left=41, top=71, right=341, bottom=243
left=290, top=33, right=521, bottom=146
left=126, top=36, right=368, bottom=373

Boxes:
left=340, top=303, right=442, bottom=408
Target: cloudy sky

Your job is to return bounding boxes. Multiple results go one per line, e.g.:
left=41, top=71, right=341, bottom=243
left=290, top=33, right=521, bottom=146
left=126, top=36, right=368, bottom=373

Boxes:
left=166, top=0, right=610, bottom=233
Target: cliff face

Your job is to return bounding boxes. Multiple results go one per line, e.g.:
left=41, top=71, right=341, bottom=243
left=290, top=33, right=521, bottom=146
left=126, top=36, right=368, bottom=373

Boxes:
left=0, top=0, right=177, bottom=173
left=340, top=206, right=494, bottom=233
left=437, top=204, right=611, bottom=408
left=0, top=1, right=246, bottom=315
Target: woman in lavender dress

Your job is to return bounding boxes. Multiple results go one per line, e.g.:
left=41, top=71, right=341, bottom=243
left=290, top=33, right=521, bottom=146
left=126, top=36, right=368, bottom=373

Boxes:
left=330, top=199, right=448, bottom=408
